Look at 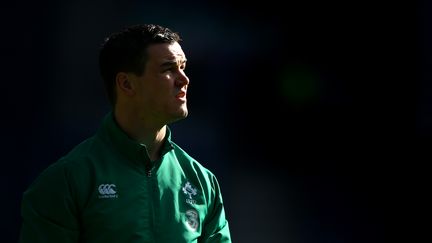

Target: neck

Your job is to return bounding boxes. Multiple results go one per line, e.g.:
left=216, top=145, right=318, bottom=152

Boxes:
left=113, top=107, right=167, bottom=161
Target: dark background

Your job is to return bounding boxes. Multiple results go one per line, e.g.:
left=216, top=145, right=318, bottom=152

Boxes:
left=1, top=0, right=417, bottom=242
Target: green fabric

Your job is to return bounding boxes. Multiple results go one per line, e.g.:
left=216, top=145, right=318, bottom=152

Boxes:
left=20, top=113, right=231, bottom=243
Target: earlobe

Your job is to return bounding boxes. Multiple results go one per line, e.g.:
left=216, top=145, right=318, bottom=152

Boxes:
left=116, top=72, right=135, bottom=96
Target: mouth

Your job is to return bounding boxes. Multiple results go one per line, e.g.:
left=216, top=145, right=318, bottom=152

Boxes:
left=176, top=92, right=185, bottom=98
left=176, top=90, right=186, bottom=98
left=175, top=91, right=187, bottom=101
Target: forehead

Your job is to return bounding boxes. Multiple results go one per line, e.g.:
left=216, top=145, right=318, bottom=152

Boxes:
left=146, top=42, right=186, bottom=63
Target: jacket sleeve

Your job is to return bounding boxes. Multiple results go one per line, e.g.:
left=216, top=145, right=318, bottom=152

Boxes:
left=200, top=174, right=232, bottom=243
left=19, top=160, right=79, bottom=243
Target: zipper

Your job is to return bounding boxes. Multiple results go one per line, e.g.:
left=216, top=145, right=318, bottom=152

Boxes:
left=146, top=164, right=153, bottom=177
left=144, top=162, right=155, bottom=241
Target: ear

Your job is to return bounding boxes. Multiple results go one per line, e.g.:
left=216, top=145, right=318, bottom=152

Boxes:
left=115, top=72, right=135, bottom=96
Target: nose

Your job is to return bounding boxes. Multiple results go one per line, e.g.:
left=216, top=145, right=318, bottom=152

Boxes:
left=175, top=70, right=189, bottom=87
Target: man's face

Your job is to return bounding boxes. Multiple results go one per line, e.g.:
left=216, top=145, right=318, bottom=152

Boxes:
left=131, top=42, right=189, bottom=125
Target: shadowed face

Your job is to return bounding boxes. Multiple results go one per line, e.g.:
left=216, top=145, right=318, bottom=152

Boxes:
left=129, top=42, right=189, bottom=125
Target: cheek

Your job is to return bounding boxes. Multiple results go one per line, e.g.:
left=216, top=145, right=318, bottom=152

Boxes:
left=139, top=77, right=173, bottom=102
left=164, top=73, right=173, bottom=80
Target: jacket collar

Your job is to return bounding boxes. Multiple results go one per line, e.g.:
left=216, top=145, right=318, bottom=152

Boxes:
left=98, top=112, right=174, bottom=165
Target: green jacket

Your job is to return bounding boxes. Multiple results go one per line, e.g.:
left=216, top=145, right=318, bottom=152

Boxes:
left=20, top=113, right=231, bottom=243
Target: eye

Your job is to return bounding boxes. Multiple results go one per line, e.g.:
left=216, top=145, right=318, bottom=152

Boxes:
left=163, top=66, right=176, bottom=72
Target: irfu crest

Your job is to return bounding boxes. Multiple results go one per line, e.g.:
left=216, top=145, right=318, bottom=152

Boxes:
left=182, top=181, right=197, bottom=199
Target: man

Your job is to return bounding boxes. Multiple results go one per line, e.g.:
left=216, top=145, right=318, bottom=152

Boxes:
left=19, top=24, right=232, bottom=243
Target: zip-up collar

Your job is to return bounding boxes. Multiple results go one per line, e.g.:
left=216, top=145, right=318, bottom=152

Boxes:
left=98, top=112, right=174, bottom=167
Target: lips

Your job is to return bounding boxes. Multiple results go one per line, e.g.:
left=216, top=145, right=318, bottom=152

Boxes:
left=176, top=91, right=186, bottom=98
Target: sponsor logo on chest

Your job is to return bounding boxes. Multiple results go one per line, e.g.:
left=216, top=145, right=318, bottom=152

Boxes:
left=97, top=184, right=118, bottom=199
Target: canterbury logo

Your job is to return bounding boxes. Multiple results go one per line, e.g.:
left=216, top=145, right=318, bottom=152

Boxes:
left=98, top=184, right=118, bottom=198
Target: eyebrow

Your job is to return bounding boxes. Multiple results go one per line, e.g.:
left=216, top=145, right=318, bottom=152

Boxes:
left=160, top=59, right=187, bottom=68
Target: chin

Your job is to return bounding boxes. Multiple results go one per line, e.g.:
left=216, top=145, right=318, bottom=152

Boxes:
left=178, top=106, right=188, bottom=117
left=167, top=109, right=188, bottom=124
left=182, top=108, right=189, bottom=117
left=178, top=110, right=189, bottom=119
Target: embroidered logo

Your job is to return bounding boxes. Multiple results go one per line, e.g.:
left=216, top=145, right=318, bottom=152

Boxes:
left=185, top=209, right=199, bottom=231
left=98, top=184, right=118, bottom=198
left=182, top=181, right=197, bottom=204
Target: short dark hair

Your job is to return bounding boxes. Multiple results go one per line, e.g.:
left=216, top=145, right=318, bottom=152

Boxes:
left=99, top=24, right=181, bottom=106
